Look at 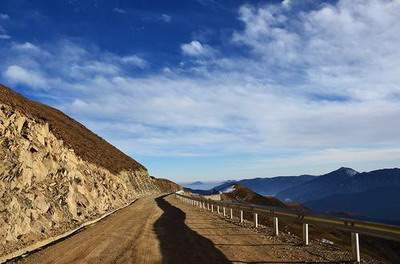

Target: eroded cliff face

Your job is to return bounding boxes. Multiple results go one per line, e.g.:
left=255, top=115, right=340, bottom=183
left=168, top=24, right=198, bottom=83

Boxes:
left=0, top=104, right=160, bottom=255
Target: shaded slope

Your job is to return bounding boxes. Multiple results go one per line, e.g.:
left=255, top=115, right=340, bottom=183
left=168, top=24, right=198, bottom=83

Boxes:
left=237, top=175, right=315, bottom=195
left=276, top=167, right=359, bottom=202
left=276, top=167, right=400, bottom=205
left=305, top=187, right=400, bottom=224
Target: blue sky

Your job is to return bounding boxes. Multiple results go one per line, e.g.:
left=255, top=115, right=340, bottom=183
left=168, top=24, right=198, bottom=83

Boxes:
left=1, top=0, right=400, bottom=182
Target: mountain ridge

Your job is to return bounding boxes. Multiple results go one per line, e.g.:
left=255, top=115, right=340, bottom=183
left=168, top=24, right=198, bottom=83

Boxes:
left=276, top=167, right=400, bottom=203
left=0, top=84, right=145, bottom=174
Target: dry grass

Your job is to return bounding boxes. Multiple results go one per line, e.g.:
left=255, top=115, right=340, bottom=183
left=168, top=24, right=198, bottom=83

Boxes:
left=0, top=84, right=145, bottom=174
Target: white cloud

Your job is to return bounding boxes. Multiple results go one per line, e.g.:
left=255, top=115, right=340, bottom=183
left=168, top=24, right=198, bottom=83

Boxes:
left=1, top=0, right=400, bottom=178
left=3, top=65, right=48, bottom=88
left=113, top=8, right=126, bottom=14
left=181, top=40, right=214, bottom=57
left=0, top=25, right=10, bottom=40
left=282, top=0, right=292, bottom=8
left=120, top=55, right=148, bottom=68
left=0, top=13, right=9, bottom=20
left=232, top=0, right=400, bottom=100
left=0, top=34, right=10, bottom=40
left=11, top=42, right=42, bottom=53
left=161, top=14, right=172, bottom=23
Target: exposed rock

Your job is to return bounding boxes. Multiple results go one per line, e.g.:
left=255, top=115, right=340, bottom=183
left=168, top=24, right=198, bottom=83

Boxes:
left=0, top=102, right=167, bottom=256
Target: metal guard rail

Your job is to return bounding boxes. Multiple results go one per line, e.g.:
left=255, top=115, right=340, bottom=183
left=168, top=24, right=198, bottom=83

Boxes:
left=174, top=192, right=400, bottom=263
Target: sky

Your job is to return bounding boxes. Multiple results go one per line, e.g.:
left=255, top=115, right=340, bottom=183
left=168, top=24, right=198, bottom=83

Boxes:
left=1, top=0, right=400, bottom=182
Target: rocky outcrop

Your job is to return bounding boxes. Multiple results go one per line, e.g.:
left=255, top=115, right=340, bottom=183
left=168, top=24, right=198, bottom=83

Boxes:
left=0, top=102, right=161, bottom=255
left=152, top=177, right=182, bottom=193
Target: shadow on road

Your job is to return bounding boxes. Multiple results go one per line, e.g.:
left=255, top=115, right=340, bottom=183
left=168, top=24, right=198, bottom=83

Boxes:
left=154, top=195, right=231, bottom=264
left=228, top=260, right=354, bottom=264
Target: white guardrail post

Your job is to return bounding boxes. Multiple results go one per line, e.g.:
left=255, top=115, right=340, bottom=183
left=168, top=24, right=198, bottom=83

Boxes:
left=273, top=217, right=279, bottom=236
left=351, top=232, right=361, bottom=263
left=303, top=223, right=309, bottom=245
left=174, top=193, right=400, bottom=264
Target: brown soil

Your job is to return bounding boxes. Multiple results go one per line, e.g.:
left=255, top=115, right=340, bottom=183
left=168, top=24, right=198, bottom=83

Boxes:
left=0, top=84, right=145, bottom=174
left=221, top=184, right=288, bottom=208
left=14, top=195, right=383, bottom=264
left=152, top=177, right=182, bottom=192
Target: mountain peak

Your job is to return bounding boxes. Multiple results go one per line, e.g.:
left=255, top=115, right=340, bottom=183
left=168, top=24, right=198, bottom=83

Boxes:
left=337, top=167, right=358, bottom=176
left=330, top=167, right=359, bottom=177
left=191, top=181, right=203, bottom=185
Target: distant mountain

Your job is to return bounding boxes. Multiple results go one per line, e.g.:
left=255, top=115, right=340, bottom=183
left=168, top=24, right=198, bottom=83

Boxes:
left=184, top=180, right=236, bottom=195
left=190, top=181, right=204, bottom=185
left=185, top=167, right=400, bottom=223
left=276, top=167, right=359, bottom=202
left=186, top=175, right=315, bottom=196
left=305, top=187, right=400, bottom=224
left=182, top=180, right=230, bottom=190
left=237, top=175, right=315, bottom=195
left=276, top=167, right=400, bottom=205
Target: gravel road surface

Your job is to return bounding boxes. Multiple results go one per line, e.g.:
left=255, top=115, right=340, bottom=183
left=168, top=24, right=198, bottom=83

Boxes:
left=15, top=194, right=381, bottom=264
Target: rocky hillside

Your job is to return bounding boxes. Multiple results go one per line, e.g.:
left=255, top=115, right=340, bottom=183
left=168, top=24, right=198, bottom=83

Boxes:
left=152, top=177, right=181, bottom=193
left=221, top=184, right=288, bottom=208
left=0, top=84, right=179, bottom=256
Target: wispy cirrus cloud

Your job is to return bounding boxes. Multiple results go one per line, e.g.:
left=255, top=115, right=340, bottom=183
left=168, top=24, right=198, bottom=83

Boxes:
left=1, top=0, right=400, bottom=180
left=113, top=8, right=126, bottom=14
left=0, top=34, right=10, bottom=40
left=160, top=14, right=171, bottom=23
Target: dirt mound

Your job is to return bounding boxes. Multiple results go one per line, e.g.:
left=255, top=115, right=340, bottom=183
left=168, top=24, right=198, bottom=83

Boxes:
left=0, top=84, right=144, bottom=174
left=221, top=184, right=287, bottom=208
left=152, top=177, right=182, bottom=193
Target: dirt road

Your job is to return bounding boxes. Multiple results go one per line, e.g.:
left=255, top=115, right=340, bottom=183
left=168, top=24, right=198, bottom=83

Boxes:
left=15, top=194, right=379, bottom=264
